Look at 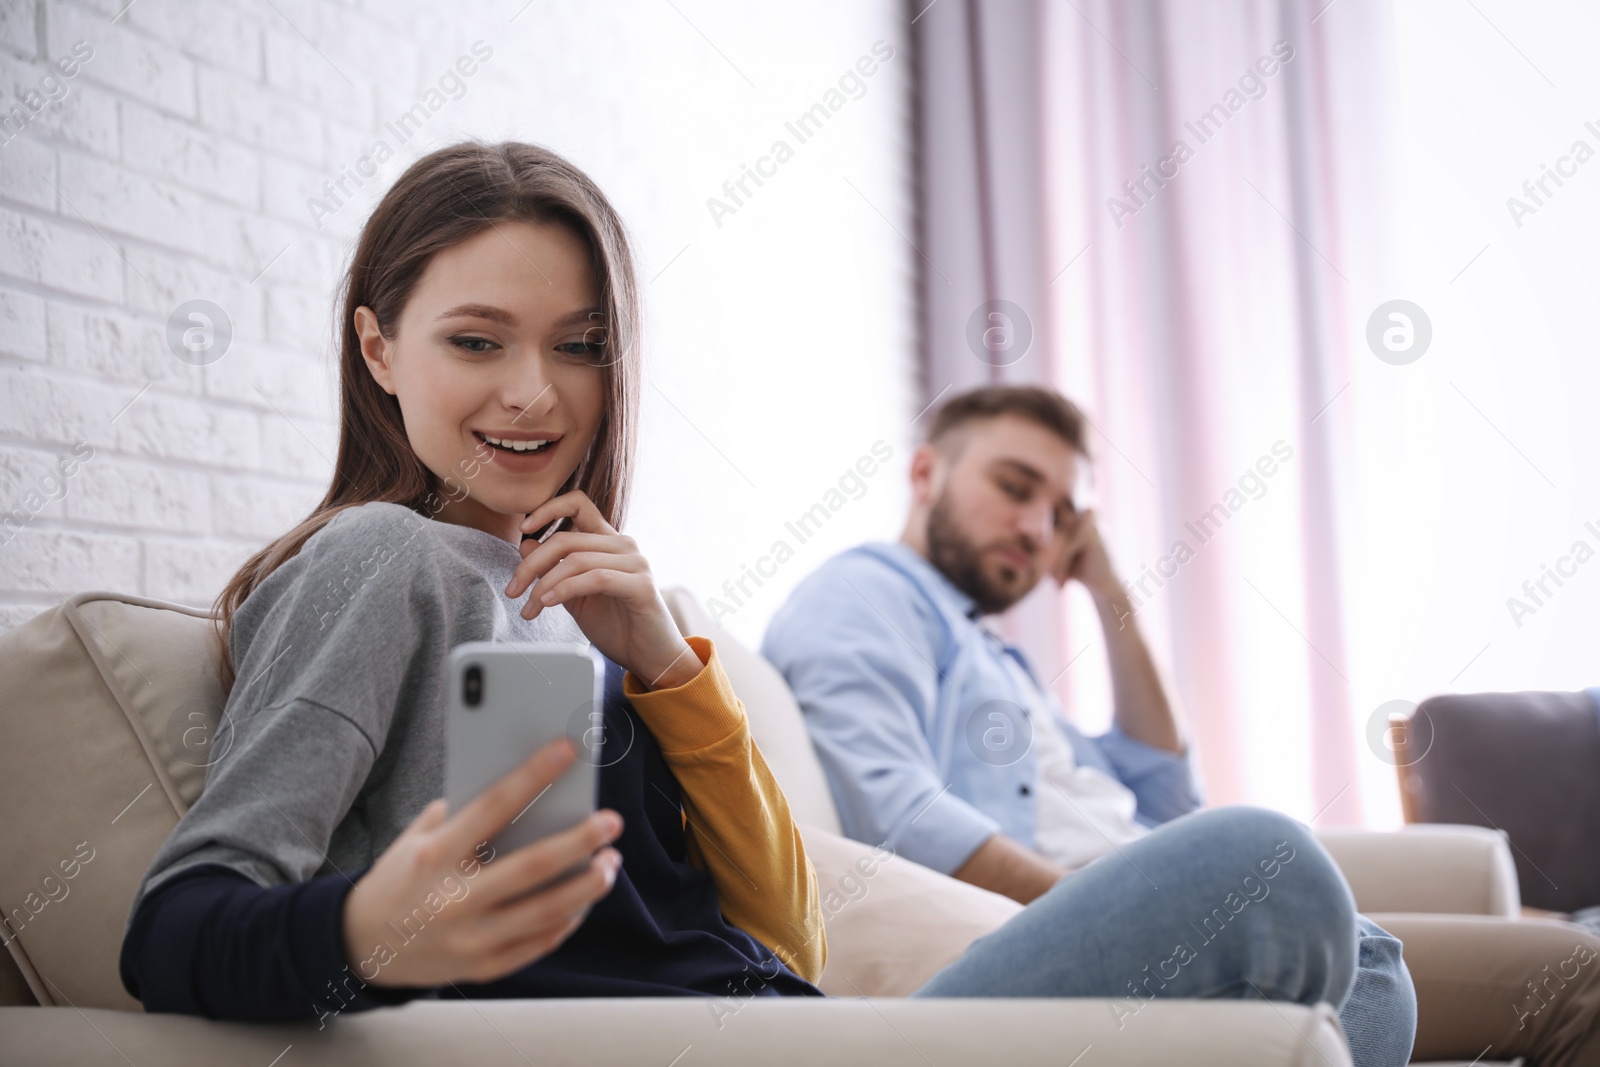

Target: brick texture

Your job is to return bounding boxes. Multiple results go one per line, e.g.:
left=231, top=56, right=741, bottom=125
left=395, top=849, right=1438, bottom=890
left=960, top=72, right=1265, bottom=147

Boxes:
left=0, top=0, right=916, bottom=646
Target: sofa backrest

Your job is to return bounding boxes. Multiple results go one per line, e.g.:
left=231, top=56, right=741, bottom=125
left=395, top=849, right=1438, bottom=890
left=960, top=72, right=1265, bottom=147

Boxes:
left=0, top=590, right=225, bottom=1010
left=662, top=588, right=843, bottom=836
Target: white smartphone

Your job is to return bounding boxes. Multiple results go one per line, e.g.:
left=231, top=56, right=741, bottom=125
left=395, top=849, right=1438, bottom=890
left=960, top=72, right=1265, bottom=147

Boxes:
left=444, top=642, right=605, bottom=876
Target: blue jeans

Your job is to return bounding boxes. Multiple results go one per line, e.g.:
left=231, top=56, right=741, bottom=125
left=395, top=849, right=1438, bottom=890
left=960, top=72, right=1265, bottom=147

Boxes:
left=909, top=806, right=1418, bottom=1067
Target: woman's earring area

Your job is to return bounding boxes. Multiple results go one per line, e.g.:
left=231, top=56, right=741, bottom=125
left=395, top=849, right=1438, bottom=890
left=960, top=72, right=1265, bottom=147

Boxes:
left=508, top=516, right=570, bottom=608
left=531, top=516, right=570, bottom=544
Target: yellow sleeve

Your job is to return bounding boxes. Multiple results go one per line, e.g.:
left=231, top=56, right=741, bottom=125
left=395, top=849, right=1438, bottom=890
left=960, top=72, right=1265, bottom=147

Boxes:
left=622, top=636, right=828, bottom=984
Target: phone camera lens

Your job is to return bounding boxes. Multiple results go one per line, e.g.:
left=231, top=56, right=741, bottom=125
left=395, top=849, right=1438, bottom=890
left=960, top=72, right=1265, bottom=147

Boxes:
left=463, top=665, right=483, bottom=707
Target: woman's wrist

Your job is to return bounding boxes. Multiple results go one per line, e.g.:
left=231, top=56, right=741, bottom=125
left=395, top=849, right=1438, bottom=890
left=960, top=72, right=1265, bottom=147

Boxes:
left=635, top=638, right=703, bottom=691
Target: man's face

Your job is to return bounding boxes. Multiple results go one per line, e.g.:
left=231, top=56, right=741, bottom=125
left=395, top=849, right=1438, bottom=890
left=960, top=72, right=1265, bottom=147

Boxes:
left=922, top=415, right=1082, bottom=614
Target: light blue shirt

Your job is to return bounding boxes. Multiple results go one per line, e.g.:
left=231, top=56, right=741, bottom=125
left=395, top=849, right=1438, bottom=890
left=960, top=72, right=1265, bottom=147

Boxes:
left=761, top=542, right=1203, bottom=876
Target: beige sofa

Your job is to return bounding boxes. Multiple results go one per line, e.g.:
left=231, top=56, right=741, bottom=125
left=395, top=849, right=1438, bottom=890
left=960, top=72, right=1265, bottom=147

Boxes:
left=0, top=587, right=1524, bottom=1065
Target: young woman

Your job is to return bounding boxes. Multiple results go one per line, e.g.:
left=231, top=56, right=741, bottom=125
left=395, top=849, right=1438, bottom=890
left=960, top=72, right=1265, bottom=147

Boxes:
left=121, top=140, right=1401, bottom=1066
left=120, top=142, right=826, bottom=1017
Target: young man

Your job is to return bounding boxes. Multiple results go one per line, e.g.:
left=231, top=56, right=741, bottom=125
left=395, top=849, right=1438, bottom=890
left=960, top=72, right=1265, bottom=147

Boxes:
left=762, top=385, right=1599, bottom=1067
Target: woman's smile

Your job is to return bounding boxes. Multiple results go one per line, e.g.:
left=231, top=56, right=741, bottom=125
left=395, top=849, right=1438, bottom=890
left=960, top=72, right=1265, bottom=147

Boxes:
left=473, top=429, right=565, bottom=472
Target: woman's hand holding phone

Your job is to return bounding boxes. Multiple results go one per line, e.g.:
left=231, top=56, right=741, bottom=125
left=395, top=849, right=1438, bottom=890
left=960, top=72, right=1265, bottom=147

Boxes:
left=506, top=490, right=701, bottom=691
left=342, top=737, right=624, bottom=987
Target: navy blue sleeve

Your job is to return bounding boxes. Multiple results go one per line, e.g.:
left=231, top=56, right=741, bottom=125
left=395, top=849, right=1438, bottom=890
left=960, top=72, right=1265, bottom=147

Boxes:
left=120, top=863, right=428, bottom=1023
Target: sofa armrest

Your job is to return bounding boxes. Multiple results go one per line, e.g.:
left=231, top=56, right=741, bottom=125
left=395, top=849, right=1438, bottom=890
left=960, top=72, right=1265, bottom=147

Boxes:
left=1315, top=825, right=1521, bottom=917
left=0, top=999, right=1353, bottom=1066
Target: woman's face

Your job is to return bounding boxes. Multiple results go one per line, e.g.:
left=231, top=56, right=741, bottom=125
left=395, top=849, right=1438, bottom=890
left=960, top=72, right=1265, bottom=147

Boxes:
left=356, top=219, right=608, bottom=544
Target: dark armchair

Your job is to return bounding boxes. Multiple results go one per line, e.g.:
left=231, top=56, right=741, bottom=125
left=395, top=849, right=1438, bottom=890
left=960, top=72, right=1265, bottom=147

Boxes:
left=1393, top=688, right=1600, bottom=914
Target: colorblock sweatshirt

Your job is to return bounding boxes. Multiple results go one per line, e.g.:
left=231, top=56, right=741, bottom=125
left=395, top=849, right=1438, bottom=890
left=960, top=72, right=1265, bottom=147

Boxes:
left=119, top=501, right=827, bottom=1020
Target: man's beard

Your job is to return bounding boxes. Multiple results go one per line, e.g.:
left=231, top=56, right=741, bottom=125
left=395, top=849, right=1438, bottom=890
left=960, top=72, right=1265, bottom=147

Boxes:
left=925, top=493, right=1035, bottom=615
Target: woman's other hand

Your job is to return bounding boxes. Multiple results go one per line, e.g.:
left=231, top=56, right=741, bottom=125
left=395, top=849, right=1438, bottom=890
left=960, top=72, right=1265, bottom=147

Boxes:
left=505, top=490, right=700, bottom=690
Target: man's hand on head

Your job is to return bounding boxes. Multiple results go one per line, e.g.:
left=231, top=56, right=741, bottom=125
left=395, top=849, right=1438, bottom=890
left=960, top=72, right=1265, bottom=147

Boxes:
left=1051, top=509, right=1123, bottom=602
left=1052, top=509, right=1182, bottom=752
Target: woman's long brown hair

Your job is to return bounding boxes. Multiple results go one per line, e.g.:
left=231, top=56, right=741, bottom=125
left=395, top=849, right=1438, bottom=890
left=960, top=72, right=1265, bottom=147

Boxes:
left=209, top=141, right=641, bottom=690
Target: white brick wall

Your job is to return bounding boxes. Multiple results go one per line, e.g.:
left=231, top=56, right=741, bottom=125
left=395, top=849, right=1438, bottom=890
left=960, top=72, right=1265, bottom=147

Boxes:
left=0, top=0, right=918, bottom=645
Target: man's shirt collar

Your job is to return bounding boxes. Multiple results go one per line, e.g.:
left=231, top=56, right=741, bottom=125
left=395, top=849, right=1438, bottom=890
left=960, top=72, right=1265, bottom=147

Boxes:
left=874, top=541, right=984, bottom=623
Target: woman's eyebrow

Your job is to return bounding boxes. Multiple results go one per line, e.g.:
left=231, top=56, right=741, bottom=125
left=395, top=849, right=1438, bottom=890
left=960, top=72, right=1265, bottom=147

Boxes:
left=554, top=306, right=605, bottom=327
left=435, top=303, right=517, bottom=325
left=433, top=305, right=603, bottom=327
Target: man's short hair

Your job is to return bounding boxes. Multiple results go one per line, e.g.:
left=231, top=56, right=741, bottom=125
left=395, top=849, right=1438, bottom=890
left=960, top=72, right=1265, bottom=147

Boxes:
left=924, top=385, right=1092, bottom=459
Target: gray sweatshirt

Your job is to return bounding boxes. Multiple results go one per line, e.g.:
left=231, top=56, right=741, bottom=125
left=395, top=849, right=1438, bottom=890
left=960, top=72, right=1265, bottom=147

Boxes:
left=132, top=501, right=588, bottom=907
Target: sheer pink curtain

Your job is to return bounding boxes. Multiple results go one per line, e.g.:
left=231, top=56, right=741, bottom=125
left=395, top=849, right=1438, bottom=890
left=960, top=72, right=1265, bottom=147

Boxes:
left=912, top=0, right=1398, bottom=824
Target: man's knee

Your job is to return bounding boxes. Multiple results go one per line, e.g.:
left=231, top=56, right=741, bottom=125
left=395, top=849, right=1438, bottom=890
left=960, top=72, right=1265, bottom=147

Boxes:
left=1180, top=805, right=1353, bottom=909
left=1172, top=806, right=1359, bottom=998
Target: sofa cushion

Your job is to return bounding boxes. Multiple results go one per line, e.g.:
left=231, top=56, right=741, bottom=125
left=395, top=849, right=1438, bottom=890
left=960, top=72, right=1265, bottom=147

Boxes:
left=0, top=591, right=226, bottom=1010
left=798, top=823, right=1022, bottom=996
left=663, top=587, right=842, bottom=835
